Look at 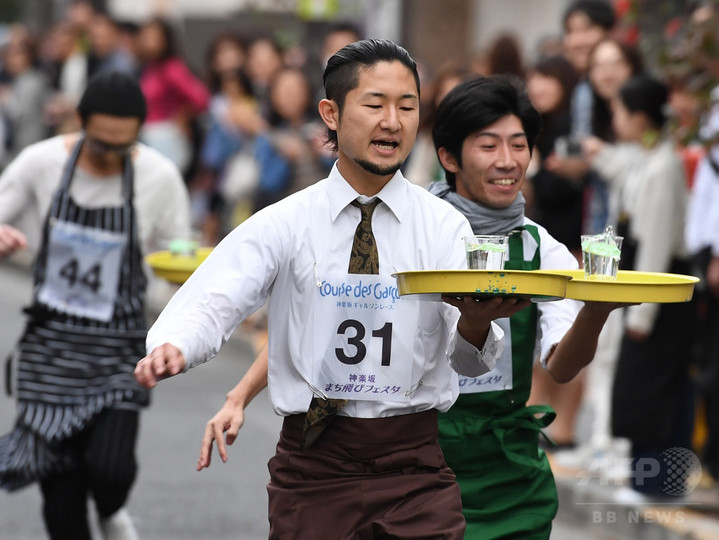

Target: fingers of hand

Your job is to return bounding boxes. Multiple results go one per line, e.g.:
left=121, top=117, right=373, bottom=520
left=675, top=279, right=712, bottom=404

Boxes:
left=197, top=425, right=216, bottom=470
left=137, top=345, right=186, bottom=384
left=226, top=414, right=244, bottom=445
left=0, top=227, right=27, bottom=256
left=211, top=421, right=228, bottom=462
left=134, top=355, right=157, bottom=388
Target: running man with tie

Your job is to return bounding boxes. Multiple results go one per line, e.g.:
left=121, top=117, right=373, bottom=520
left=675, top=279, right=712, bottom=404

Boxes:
left=135, top=39, right=527, bottom=538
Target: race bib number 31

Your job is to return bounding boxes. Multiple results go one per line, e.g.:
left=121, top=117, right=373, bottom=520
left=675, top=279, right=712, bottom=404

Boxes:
left=313, top=274, right=419, bottom=402
left=37, top=220, right=127, bottom=322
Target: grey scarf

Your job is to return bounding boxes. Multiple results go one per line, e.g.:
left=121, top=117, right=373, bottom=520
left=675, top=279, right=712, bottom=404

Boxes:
left=427, top=180, right=525, bottom=235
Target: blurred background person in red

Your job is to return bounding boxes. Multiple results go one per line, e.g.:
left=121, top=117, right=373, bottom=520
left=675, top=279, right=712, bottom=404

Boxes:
left=136, top=17, right=210, bottom=180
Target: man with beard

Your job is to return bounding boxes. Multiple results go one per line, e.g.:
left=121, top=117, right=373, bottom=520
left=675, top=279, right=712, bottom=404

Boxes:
left=135, top=39, right=526, bottom=538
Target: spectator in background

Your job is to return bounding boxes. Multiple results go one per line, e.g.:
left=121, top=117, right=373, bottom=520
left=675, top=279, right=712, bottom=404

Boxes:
left=684, top=95, right=719, bottom=482
left=486, top=33, right=525, bottom=78
left=137, top=17, right=210, bottom=178
left=252, top=67, right=333, bottom=211
left=584, top=75, right=694, bottom=499
left=195, top=67, right=265, bottom=244
left=116, top=21, right=141, bottom=78
left=545, top=37, right=644, bottom=466
left=310, top=22, right=363, bottom=103
left=579, top=36, right=643, bottom=233
left=526, top=54, right=581, bottom=257
left=0, top=34, right=51, bottom=167
left=87, top=12, right=138, bottom=78
left=556, top=0, right=616, bottom=233
left=204, top=31, right=247, bottom=93
left=64, top=0, right=96, bottom=55
left=320, top=23, right=362, bottom=67
left=405, top=63, right=468, bottom=186
left=42, top=22, right=88, bottom=134
left=470, top=33, right=525, bottom=79
left=245, top=36, right=284, bottom=118
left=585, top=38, right=643, bottom=144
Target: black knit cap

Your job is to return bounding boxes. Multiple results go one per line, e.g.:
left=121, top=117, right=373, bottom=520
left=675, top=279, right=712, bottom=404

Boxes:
left=77, top=71, right=147, bottom=125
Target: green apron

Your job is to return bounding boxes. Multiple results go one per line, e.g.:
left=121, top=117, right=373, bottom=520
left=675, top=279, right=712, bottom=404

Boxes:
left=439, top=225, right=558, bottom=539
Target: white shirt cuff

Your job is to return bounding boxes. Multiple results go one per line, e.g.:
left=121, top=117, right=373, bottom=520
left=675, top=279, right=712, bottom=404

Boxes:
left=450, top=321, right=505, bottom=377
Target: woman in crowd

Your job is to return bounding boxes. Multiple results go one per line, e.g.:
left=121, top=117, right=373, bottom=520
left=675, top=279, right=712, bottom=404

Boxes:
left=251, top=67, right=333, bottom=212
left=0, top=35, right=51, bottom=167
left=196, top=67, right=265, bottom=243
left=526, top=54, right=581, bottom=258
left=136, top=17, right=210, bottom=178
left=535, top=37, right=644, bottom=458
left=584, top=74, right=695, bottom=498
left=579, top=36, right=644, bottom=233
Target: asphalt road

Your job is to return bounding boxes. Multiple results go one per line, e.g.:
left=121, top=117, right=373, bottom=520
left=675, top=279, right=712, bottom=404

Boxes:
left=0, top=261, right=281, bottom=540
left=0, top=260, right=601, bottom=540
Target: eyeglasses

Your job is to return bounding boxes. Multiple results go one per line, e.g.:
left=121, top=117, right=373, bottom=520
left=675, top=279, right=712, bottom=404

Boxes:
left=86, top=137, right=135, bottom=156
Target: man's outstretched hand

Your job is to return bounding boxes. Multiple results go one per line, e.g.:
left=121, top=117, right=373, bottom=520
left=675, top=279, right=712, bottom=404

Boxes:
left=134, top=343, right=186, bottom=388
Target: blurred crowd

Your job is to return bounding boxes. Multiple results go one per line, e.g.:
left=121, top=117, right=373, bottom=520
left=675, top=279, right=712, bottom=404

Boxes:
left=1, top=0, right=718, bottom=498
left=0, top=0, right=354, bottom=247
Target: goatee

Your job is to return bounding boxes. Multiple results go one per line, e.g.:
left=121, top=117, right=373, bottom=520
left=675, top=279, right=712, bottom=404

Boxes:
left=353, top=158, right=402, bottom=177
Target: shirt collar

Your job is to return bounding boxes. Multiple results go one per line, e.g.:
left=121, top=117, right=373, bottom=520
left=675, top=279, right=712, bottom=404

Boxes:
left=326, top=161, right=408, bottom=223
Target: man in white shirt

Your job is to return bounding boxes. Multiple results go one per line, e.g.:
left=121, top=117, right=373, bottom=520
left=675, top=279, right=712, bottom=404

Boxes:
left=135, top=39, right=527, bottom=538
left=0, top=71, right=191, bottom=540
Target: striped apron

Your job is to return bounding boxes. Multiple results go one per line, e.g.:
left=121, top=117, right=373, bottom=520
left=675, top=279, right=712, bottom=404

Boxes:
left=0, top=138, right=150, bottom=491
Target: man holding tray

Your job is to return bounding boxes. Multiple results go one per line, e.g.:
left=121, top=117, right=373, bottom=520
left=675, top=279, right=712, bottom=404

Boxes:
left=135, top=40, right=528, bottom=538
left=429, top=75, right=623, bottom=539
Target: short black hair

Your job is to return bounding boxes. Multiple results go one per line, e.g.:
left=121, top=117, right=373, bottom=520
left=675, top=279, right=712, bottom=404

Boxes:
left=322, top=39, right=419, bottom=152
left=619, top=74, right=669, bottom=130
left=77, top=71, right=147, bottom=125
left=563, top=0, right=616, bottom=31
left=432, top=75, right=542, bottom=190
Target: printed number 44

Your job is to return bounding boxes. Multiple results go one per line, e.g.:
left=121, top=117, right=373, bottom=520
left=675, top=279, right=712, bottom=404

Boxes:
left=336, top=319, right=392, bottom=366
left=59, top=258, right=102, bottom=293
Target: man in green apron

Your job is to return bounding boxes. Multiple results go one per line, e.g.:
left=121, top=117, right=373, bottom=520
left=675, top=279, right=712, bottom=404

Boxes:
left=431, top=75, right=623, bottom=538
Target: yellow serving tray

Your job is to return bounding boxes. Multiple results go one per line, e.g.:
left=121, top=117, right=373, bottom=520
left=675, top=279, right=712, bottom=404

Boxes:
left=145, top=247, right=213, bottom=284
left=393, top=269, right=572, bottom=302
left=550, top=269, right=699, bottom=303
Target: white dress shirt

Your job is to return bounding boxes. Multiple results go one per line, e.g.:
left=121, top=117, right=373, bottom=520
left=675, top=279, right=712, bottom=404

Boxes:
left=0, top=135, right=191, bottom=255
left=147, top=164, right=503, bottom=418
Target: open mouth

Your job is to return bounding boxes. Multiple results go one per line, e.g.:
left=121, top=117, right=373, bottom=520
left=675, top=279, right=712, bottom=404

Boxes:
left=489, top=178, right=517, bottom=186
left=372, top=140, right=399, bottom=152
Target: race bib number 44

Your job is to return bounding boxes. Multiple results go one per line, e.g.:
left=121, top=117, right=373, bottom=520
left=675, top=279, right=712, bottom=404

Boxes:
left=37, top=220, right=127, bottom=322
left=313, top=274, right=419, bottom=402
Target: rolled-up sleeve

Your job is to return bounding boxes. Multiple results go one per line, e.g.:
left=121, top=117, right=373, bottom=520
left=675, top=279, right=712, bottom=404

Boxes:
left=449, top=321, right=505, bottom=377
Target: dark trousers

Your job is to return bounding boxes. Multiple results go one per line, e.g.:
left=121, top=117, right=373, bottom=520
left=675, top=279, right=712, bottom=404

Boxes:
left=39, top=408, right=139, bottom=540
left=690, top=248, right=719, bottom=478
left=268, top=410, right=465, bottom=539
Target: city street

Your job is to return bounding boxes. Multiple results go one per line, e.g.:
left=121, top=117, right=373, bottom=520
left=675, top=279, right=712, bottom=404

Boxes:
left=0, top=261, right=281, bottom=539
left=0, top=260, right=611, bottom=540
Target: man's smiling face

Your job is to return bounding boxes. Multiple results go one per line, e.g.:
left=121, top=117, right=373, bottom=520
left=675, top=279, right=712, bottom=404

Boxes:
left=443, top=114, right=530, bottom=209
